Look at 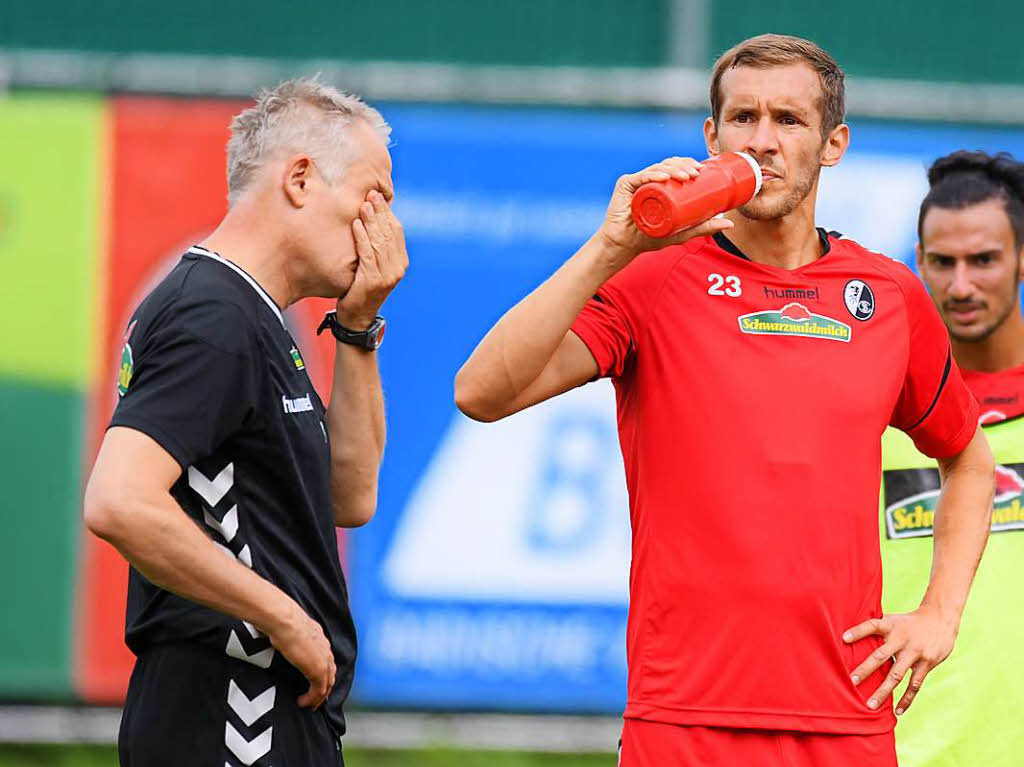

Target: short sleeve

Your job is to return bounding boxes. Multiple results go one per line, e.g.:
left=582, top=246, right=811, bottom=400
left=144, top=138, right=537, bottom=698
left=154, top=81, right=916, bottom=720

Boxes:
left=889, top=276, right=978, bottom=458
left=110, top=301, right=260, bottom=470
left=571, top=287, right=635, bottom=379
left=570, top=245, right=684, bottom=379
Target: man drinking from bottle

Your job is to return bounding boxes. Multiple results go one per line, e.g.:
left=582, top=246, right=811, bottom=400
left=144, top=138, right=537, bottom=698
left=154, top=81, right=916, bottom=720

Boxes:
left=454, top=34, right=994, bottom=766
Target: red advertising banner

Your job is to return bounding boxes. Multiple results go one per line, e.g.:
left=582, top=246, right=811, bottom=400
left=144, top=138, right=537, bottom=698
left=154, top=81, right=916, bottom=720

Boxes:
left=75, top=96, right=337, bottom=702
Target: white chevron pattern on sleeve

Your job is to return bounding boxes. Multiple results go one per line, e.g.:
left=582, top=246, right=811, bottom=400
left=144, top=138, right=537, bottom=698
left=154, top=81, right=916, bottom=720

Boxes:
left=227, top=679, right=276, bottom=727
left=242, top=621, right=264, bottom=639
left=212, top=541, right=253, bottom=569
left=225, top=721, right=272, bottom=766
left=204, top=505, right=239, bottom=542
left=187, top=463, right=234, bottom=507
left=236, top=544, right=252, bottom=568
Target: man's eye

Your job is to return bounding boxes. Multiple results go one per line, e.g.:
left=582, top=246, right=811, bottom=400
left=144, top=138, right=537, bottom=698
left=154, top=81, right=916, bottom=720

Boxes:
left=975, top=254, right=993, bottom=265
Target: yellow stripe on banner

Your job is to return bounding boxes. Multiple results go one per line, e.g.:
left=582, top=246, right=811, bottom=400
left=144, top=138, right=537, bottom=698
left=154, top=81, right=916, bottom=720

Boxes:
left=0, top=93, right=106, bottom=388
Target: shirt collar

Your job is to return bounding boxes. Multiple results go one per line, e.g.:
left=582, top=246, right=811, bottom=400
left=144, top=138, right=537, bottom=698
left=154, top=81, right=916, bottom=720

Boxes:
left=188, top=246, right=284, bottom=325
left=712, top=227, right=834, bottom=261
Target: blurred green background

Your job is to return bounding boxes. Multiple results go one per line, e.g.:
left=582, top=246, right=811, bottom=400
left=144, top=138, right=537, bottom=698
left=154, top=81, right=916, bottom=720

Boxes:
left=3, top=0, right=1023, bottom=82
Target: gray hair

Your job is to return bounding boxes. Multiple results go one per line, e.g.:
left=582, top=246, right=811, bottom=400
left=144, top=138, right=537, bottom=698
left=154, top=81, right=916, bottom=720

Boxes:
left=226, top=76, right=391, bottom=206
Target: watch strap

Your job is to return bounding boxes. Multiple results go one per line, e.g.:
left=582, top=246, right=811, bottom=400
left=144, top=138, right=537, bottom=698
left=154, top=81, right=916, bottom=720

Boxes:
left=317, top=311, right=386, bottom=350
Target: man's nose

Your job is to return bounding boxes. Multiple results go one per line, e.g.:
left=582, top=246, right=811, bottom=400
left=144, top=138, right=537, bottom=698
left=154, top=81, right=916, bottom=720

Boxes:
left=948, top=262, right=974, bottom=299
left=745, top=117, right=779, bottom=158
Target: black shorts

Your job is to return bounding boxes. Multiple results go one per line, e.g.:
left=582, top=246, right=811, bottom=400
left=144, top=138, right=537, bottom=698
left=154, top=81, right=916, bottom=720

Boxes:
left=119, top=642, right=344, bottom=767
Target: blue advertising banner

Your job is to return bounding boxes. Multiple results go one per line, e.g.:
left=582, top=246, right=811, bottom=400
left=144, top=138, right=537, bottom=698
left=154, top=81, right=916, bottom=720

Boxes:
left=349, top=104, right=1024, bottom=712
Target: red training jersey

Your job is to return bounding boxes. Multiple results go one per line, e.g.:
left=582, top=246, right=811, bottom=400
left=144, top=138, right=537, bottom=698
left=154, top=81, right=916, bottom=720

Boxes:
left=570, top=230, right=978, bottom=734
left=962, top=362, right=1024, bottom=424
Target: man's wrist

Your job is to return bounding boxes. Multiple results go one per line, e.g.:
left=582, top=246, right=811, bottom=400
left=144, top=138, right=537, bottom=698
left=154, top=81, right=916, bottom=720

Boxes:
left=333, top=308, right=378, bottom=331
left=319, top=310, right=386, bottom=351
left=918, top=594, right=964, bottom=629
left=583, top=231, right=635, bottom=283
left=250, top=587, right=299, bottom=639
left=594, top=226, right=632, bottom=259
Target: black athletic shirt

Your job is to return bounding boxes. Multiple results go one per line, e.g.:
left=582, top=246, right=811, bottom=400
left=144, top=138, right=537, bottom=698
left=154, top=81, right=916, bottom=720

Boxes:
left=109, top=246, right=356, bottom=735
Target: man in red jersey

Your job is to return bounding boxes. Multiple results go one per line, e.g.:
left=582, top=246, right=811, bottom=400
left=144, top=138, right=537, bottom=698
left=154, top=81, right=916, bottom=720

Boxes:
left=454, top=34, right=994, bottom=766
left=877, top=150, right=1024, bottom=767
left=917, top=152, right=1024, bottom=424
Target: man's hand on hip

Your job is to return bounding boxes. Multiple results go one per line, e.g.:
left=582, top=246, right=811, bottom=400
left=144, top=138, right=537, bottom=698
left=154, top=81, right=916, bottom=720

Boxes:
left=843, top=607, right=959, bottom=715
left=336, top=189, right=408, bottom=330
left=264, top=602, right=337, bottom=710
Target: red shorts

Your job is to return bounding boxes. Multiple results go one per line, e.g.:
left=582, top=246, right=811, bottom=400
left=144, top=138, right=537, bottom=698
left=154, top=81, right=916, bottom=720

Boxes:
left=619, top=718, right=897, bottom=767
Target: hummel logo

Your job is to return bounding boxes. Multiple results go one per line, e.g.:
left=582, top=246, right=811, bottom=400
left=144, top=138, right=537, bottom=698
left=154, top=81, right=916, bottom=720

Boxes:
left=282, top=394, right=313, bottom=414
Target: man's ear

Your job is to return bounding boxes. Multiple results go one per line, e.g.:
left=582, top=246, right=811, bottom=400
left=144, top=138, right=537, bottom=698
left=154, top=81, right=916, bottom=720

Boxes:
left=704, top=116, right=720, bottom=157
left=916, top=242, right=925, bottom=270
left=820, top=123, right=849, bottom=168
left=283, top=156, right=314, bottom=208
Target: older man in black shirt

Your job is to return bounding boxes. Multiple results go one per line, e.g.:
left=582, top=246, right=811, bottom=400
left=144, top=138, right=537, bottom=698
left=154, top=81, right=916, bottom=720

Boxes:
left=84, top=77, right=406, bottom=767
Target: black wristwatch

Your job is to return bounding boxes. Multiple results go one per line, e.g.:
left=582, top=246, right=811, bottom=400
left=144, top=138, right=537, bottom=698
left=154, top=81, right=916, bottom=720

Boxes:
left=316, top=311, right=386, bottom=351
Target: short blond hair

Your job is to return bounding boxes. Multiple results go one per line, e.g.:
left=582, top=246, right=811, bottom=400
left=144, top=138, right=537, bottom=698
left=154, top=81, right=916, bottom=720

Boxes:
left=226, top=76, right=390, bottom=206
left=710, top=34, right=845, bottom=138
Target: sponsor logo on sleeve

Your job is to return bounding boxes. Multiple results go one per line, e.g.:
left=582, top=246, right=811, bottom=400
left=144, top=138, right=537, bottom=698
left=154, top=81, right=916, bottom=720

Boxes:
left=884, top=463, right=1024, bottom=538
left=843, top=279, right=875, bottom=321
left=738, top=302, right=852, bottom=342
left=117, top=320, right=138, bottom=397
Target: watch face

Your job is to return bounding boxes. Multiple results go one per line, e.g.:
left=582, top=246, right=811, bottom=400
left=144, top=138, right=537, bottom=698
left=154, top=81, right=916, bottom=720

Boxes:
left=371, top=321, right=386, bottom=349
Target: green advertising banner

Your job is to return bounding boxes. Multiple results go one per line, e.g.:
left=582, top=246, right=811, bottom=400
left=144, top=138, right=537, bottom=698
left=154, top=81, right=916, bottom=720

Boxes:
left=0, top=94, right=105, bottom=388
left=0, top=94, right=105, bottom=697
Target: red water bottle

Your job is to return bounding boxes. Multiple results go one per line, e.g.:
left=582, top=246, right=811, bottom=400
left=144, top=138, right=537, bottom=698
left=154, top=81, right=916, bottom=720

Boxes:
left=630, top=152, right=763, bottom=238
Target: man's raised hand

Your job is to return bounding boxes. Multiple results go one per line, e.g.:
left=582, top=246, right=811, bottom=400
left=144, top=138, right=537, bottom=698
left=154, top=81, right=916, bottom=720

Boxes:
left=596, top=156, right=735, bottom=271
left=337, top=190, right=408, bottom=330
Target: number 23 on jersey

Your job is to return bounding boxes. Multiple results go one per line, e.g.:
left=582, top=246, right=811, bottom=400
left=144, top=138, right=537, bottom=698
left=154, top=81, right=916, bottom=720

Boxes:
left=708, top=273, right=742, bottom=297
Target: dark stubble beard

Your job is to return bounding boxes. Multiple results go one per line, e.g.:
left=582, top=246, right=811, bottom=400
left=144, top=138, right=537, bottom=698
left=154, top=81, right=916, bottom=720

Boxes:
left=738, top=162, right=820, bottom=221
left=948, top=269, right=1022, bottom=343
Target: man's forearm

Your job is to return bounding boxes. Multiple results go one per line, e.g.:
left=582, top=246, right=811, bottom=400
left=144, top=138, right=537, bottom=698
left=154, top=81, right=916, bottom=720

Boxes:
left=924, top=430, right=994, bottom=624
left=93, top=491, right=300, bottom=636
left=454, top=159, right=733, bottom=421
left=455, top=234, right=619, bottom=413
left=326, top=342, right=385, bottom=527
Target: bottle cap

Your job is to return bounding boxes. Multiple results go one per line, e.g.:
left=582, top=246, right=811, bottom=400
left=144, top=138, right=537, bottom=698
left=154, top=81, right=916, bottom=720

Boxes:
left=734, top=152, right=763, bottom=196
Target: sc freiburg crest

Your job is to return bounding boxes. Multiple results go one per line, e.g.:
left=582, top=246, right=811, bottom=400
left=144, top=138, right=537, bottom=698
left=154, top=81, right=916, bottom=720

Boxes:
left=843, top=279, right=875, bottom=321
